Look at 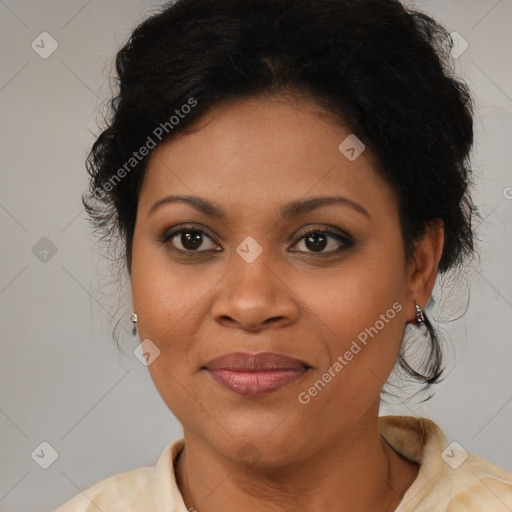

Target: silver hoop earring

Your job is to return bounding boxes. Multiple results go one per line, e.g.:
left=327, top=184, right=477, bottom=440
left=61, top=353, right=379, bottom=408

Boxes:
left=130, top=312, right=138, bottom=336
left=415, top=303, right=425, bottom=326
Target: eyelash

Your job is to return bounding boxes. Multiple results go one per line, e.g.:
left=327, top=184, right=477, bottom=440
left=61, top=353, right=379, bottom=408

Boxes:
left=157, top=224, right=354, bottom=256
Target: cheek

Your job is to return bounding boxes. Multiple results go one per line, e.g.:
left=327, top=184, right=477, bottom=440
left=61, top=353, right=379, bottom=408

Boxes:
left=130, top=239, right=223, bottom=411
left=295, top=242, right=408, bottom=401
left=130, top=236, right=211, bottom=340
left=296, top=242, right=406, bottom=344
left=131, top=261, right=205, bottom=423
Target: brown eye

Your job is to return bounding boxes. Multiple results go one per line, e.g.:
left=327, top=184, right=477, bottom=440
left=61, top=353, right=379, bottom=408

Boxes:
left=161, top=227, right=220, bottom=253
left=291, top=229, right=353, bottom=254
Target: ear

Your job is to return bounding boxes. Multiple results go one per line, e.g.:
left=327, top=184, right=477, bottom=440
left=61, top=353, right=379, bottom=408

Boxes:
left=406, top=219, right=444, bottom=321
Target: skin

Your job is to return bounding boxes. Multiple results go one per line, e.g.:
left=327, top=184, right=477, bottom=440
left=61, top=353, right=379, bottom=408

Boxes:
left=130, top=94, right=444, bottom=512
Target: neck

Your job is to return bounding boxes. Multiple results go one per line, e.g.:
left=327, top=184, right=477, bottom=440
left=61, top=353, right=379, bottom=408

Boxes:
left=174, top=410, right=419, bottom=512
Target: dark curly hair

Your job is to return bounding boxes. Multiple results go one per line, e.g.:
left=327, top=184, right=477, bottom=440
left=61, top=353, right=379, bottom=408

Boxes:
left=83, top=0, right=476, bottom=392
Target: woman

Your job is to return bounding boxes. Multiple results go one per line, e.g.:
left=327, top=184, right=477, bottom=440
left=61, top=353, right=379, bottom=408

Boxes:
left=56, top=0, right=512, bottom=510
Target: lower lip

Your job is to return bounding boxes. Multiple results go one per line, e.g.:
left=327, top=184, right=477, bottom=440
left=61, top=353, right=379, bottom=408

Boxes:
left=206, top=368, right=308, bottom=396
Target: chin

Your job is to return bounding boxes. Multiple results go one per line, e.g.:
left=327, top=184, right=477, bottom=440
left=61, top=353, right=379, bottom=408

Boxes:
left=199, top=414, right=312, bottom=467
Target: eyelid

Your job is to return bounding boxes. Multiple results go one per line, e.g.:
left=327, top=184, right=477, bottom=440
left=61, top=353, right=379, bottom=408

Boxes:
left=289, top=226, right=353, bottom=253
left=158, top=223, right=221, bottom=251
left=292, top=224, right=353, bottom=242
left=159, top=223, right=354, bottom=254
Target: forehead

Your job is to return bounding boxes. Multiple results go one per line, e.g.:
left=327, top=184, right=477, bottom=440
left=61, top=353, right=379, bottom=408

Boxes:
left=138, top=96, right=396, bottom=221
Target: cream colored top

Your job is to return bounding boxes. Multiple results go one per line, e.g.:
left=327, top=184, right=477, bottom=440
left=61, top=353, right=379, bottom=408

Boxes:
left=55, top=416, right=512, bottom=511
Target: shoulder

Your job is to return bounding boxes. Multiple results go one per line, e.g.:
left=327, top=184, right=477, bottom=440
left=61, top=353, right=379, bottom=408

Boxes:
left=55, top=465, right=154, bottom=511
left=55, top=439, right=185, bottom=512
left=379, top=415, right=512, bottom=512
left=442, top=451, right=512, bottom=511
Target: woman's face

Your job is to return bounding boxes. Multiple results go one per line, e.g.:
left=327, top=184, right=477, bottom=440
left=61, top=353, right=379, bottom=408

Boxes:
left=130, top=95, right=420, bottom=464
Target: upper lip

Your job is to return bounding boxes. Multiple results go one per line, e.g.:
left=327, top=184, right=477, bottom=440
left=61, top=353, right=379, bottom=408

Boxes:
left=204, top=351, right=311, bottom=371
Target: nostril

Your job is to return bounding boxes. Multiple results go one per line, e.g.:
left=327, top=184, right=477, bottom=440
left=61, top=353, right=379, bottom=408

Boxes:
left=264, top=316, right=284, bottom=325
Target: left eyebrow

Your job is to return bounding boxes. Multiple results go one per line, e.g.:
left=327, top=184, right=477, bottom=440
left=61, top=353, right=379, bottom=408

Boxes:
left=280, top=195, right=370, bottom=220
left=147, top=194, right=370, bottom=220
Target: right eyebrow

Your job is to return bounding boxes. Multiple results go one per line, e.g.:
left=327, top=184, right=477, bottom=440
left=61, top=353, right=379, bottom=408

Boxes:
left=148, top=195, right=227, bottom=219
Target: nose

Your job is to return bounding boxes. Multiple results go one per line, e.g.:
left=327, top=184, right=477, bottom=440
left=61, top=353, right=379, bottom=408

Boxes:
left=211, top=254, right=299, bottom=333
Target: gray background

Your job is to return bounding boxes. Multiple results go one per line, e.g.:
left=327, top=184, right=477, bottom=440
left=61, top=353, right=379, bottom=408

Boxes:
left=0, top=0, right=511, bottom=510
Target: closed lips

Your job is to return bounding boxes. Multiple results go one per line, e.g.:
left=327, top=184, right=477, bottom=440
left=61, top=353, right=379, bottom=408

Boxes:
left=203, top=352, right=311, bottom=397
left=204, top=352, right=311, bottom=371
